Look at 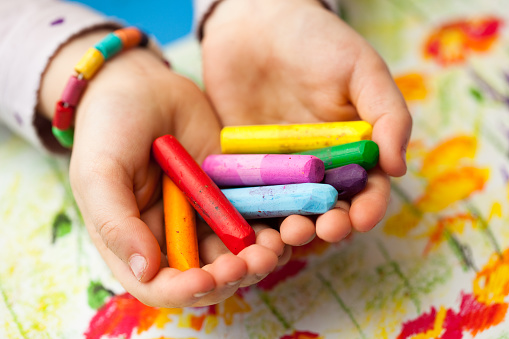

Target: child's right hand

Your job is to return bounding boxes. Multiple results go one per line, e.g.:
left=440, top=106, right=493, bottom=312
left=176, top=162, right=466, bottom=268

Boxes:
left=38, top=30, right=290, bottom=308
left=201, top=0, right=413, bottom=245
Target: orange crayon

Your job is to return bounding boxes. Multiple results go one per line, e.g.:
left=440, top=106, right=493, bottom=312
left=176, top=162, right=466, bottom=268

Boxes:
left=162, top=175, right=200, bottom=270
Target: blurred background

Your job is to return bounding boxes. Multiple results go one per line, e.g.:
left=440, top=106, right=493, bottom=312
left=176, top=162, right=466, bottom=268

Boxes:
left=69, top=0, right=194, bottom=45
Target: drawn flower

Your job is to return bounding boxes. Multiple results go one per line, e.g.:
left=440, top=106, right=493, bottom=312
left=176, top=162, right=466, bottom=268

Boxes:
left=394, top=73, right=428, bottom=101
left=180, top=293, right=251, bottom=333
left=397, top=293, right=508, bottom=338
left=85, top=293, right=182, bottom=339
left=424, top=17, right=503, bottom=65
left=419, top=135, right=477, bottom=180
left=473, top=247, right=509, bottom=304
left=280, top=330, right=323, bottom=339
left=421, top=213, right=474, bottom=256
left=415, top=166, right=489, bottom=212
left=397, top=306, right=447, bottom=339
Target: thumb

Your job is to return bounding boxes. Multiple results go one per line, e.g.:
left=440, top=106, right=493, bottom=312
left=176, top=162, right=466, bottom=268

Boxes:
left=71, top=159, right=161, bottom=283
left=349, top=53, right=412, bottom=177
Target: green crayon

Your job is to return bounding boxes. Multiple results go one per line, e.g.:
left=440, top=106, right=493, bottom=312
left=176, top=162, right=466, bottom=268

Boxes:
left=294, top=140, right=379, bottom=170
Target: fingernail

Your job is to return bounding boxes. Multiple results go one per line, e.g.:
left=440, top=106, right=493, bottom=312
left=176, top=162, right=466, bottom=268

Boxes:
left=193, top=289, right=214, bottom=298
left=299, top=233, right=316, bottom=246
left=227, top=278, right=243, bottom=286
left=129, top=254, right=147, bottom=281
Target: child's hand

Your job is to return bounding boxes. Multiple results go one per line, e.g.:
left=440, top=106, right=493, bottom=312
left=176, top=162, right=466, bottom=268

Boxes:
left=38, top=30, right=290, bottom=307
left=201, top=0, right=413, bottom=244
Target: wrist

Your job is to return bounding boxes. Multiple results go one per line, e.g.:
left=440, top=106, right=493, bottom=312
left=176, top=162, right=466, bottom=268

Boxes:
left=202, top=0, right=325, bottom=40
left=38, top=29, right=114, bottom=121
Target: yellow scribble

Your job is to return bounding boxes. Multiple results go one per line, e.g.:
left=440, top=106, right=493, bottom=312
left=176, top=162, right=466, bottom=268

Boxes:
left=420, top=135, right=477, bottom=180
left=383, top=204, right=421, bottom=237
left=218, top=294, right=252, bottom=326
left=416, top=166, right=489, bottom=212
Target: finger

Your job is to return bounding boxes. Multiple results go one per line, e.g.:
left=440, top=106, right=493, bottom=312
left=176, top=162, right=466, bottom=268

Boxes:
left=140, top=200, right=166, bottom=253
left=349, top=167, right=391, bottom=232
left=87, top=221, right=216, bottom=308
left=349, top=52, right=412, bottom=177
left=71, top=157, right=162, bottom=283
left=195, top=253, right=248, bottom=306
left=280, top=214, right=317, bottom=246
left=315, top=200, right=352, bottom=242
left=238, top=244, right=279, bottom=286
left=251, top=224, right=286, bottom=258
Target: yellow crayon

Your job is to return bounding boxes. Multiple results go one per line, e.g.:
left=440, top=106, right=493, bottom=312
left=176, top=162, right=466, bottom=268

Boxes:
left=162, top=175, right=200, bottom=271
left=220, top=121, right=373, bottom=154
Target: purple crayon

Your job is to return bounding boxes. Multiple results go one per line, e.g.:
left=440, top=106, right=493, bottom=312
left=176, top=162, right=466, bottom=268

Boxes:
left=202, top=154, right=325, bottom=187
left=323, top=164, right=368, bottom=199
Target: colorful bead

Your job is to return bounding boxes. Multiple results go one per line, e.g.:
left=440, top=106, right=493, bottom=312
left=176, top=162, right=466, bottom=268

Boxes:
left=52, top=126, right=74, bottom=148
left=95, top=33, right=123, bottom=60
left=114, top=27, right=143, bottom=49
left=61, top=75, right=87, bottom=106
left=53, top=101, right=74, bottom=130
left=74, top=47, right=104, bottom=80
left=53, top=27, right=148, bottom=148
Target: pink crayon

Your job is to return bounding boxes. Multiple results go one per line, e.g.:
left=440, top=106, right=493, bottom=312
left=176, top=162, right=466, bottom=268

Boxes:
left=202, top=154, right=325, bottom=187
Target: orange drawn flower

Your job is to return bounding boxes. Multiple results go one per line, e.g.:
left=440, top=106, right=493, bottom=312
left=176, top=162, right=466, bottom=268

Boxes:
left=421, top=213, right=474, bottom=255
left=179, top=293, right=251, bottom=333
left=424, top=17, right=503, bottom=65
left=473, top=247, right=509, bottom=304
left=394, top=73, right=428, bottom=101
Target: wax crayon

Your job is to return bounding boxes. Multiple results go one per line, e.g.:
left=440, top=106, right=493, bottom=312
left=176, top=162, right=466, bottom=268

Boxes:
left=295, top=140, right=379, bottom=170
left=202, top=154, right=325, bottom=187
left=220, top=121, right=372, bottom=154
left=152, top=135, right=255, bottom=255
left=323, top=164, right=368, bottom=199
left=162, top=175, right=200, bottom=271
left=221, top=183, right=338, bottom=219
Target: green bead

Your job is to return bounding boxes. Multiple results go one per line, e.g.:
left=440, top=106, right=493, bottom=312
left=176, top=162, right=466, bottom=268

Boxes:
left=294, top=140, right=379, bottom=170
left=95, top=33, right=123, bottom=60
left=52, top=126, right=74, bottom=148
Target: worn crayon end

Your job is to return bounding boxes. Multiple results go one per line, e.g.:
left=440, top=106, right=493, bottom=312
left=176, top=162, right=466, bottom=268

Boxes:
left=359, top=140, right=379, bottom=170
left=153, top=135, right=256, bottom=255
left=324, top=164, right=368, bottom=199
left=303, top=184, right=338, bottom=214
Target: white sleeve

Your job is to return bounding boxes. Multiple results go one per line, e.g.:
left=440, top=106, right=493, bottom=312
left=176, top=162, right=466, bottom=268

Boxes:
left=0, top=0, right=120, bottom=152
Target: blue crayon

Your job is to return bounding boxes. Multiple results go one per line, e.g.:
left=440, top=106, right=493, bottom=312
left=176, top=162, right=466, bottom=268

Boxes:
left=222, top=183, right=338, bottom=219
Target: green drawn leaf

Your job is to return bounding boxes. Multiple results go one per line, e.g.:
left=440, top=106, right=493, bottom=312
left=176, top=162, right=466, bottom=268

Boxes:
left=51, top=212, right=71, bottom=243
left=87, top=281, right=114, bottom=310
left=469, top=87, right=484, bottom=102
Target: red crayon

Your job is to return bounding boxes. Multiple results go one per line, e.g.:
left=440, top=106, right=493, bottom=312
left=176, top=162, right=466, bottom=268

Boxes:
left=152, top=135, right=256, bottom=254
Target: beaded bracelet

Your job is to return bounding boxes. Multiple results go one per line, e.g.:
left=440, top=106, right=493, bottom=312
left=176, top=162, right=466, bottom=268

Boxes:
left=51, top=27, right=149, bottom=148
